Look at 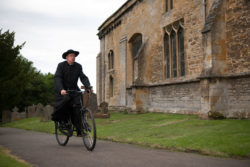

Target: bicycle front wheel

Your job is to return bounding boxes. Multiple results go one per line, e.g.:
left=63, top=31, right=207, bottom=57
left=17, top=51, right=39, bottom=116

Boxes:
left=81, top=108, right=96, bottom=151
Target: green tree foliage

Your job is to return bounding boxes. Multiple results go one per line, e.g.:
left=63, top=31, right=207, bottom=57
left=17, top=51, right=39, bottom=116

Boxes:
left=0, top=29, right=26, bottom=111
left=0, top=29, right=54, bottom=114
left=18, top=72, right=54, bottom=111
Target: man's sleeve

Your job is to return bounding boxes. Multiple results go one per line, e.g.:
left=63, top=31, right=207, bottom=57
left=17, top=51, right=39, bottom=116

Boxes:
left=79, top=65, right=91, bottom=89
left=54, top=63, right=64, bottom=93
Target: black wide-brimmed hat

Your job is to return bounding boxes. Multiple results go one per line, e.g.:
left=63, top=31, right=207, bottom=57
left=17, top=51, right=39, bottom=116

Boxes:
left=62, top=49, right=79, bottom=59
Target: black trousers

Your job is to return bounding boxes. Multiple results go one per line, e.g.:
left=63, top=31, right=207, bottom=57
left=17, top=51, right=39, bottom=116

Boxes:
left=66, top=94, right=82, bottom=133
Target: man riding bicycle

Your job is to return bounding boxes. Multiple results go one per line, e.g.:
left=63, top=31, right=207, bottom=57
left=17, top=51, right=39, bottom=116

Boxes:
left=52, top=49, right=92, bottom=136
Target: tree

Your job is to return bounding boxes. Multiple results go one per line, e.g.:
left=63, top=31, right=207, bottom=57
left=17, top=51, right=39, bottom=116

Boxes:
left=18, top=72, right=54, bottom=110
left=0, top=29, right=28, bottom=111
left=0, top=29, right=54, bottom=117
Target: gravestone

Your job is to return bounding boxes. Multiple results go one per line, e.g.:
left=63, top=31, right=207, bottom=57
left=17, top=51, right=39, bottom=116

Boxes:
left=88, top=93, right=98, bottom=113
left=82, top=92, right=98, bottom=113
left=11, top=111, right=19, bottom=121
left=11, top=107, right=20, bottom=121
left=36, top=103, right=44, bottom=116
left=20, top=112, right=27, bottom=119
left=2, top=110, right=11, bottom=123
left=40, top=105, right=54, bottom=122
left=13, top=106, right=19, bottom=113
left=94, top=102, right=110, bottom=118
left=27, top=105, right=38, bottom=118
left=11, top=111, right=26, bottom=121
left=100, top=102, right=109, bottom=114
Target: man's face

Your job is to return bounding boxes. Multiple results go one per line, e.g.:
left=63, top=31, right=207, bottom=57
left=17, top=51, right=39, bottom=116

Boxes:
left=66, top=53, right=76, bottom=64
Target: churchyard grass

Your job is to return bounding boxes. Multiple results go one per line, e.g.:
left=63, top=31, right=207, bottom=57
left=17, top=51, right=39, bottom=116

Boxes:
left=0, top=146, right=31, bottom=167
left=1, top=117, right=55, bottom=134
left=1, top=112, right=250, bottom=158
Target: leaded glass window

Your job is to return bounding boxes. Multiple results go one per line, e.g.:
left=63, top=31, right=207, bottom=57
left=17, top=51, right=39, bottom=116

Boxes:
left=171, top=31, right=177, bottom=78
left=166, top=0, right=174, bottom=12
left=110, top=76, right=114, bottom=97
left=108, top=50, right=114, bottom=69
left=170, top=0, right=173, bottom=10
left=129, top=33, right=142, bottom=82
left=166, top=0, right=169, bottom=12
left=163, top=19, right=185, bottom=79
left=178, top=27, right=185, bottom=76
left=164, top=33, right=170, bottom=78
left=132, top=35, right=142, bottom=58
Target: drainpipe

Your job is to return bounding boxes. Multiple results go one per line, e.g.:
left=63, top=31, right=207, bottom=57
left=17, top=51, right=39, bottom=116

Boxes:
left=202, top=0, right=206, bottom=25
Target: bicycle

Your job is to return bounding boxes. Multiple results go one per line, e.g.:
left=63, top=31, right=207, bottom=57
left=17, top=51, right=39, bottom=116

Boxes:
left=54, top=88, right=96, bottom=151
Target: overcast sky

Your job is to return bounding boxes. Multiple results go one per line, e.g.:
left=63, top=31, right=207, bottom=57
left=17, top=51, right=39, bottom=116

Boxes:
left=0, top=0, right=127, bottom=89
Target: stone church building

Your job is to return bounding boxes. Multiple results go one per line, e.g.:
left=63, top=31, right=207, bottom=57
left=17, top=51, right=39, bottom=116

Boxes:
left=96, top=0, right=250, bottom=118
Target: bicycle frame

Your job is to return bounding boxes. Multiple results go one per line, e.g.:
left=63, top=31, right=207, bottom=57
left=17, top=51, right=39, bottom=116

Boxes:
left=55, top=89, right=96, bottom=151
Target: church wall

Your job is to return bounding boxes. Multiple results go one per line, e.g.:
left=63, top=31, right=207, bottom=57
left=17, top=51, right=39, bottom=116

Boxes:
left=225, top=0, right=250, bottom=74
left=97, top=0, right=250, bottom=118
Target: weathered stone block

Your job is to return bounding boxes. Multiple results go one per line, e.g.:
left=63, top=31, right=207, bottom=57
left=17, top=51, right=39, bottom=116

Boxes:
left=27, top=105, right=39, bottom=118
left=88, top=93, right=98, bottom=113
left=100, top=102, right=109, bottom=114
left=2, top=110, right=11, bottom=123
left=36, top=103, right=44, bottom=116
left=208, top=111, right=225, bottom=119
left=11, top=108, right=26, bottom=121
left=40, top=105, right=54, bottom=122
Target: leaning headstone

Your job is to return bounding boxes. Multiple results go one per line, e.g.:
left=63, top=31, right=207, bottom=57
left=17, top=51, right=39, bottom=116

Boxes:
left=100, top=102, right=109, bottom=114
left=13, top=106, right=19, bottom=113
left=94, top=102, right=110, bottom=118
left=40, top=105, right=54, bottom=122
left=11, top=107, right=19, bottom=121
left=11, top=106, right=26, bottom=121
left=19, top=112, right=27, bottom=119
left=88, top=93, right=98, bottom=113
left=27, top=105, right=38, bottom=118
left=2, top=110, right=11, bottom=123
left=83, top=91, right=89, bottom=107
left=36, top=103, right=44, bottom=116
left=24, top=107, right=28, bottom=118
left=11, top=111, right=19, bottom=121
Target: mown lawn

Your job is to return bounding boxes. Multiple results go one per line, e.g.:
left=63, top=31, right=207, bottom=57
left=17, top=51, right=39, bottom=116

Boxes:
left=1, top=112, right=250, bottom=158
left=0, top=146, right=30, bottom=167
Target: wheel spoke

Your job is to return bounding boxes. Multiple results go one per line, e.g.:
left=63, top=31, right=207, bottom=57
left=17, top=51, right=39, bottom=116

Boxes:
left=82, top=108, right=96, bottom=151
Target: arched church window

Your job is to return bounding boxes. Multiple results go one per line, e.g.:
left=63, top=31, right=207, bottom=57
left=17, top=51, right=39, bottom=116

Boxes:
left=166, top=0, right=174, bottom=12
left=108, top=50, right=114, bottom=70
left=164, top=19, right=185, bottom=79
left=109, top=76, right=114, bottom=97
left=171, top=30, right=177, bottom=78
left=129, top=33, right=142, bottom=82
left=131, top=34, right=142, bottom=59
left=164, top=33, right=170, bottom=78
left=178, top=27, right=185, bottom=76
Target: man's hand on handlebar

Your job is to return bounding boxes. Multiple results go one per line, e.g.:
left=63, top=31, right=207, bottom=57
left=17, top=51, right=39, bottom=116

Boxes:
left=61, top=89, right=67, bottom=96
left=86, top=87, right=94, bottom=94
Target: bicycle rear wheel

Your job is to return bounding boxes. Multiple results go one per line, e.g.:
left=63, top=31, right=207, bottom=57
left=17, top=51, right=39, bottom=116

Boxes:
left=55, top=120, right=73, bottom=146
left=81, top=108, right=96, bottom=151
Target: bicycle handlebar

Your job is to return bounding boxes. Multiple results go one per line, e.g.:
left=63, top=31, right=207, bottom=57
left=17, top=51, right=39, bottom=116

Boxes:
left=66, top=90, right=82, bottom=93
left=66, top=89, right=92, bottom=94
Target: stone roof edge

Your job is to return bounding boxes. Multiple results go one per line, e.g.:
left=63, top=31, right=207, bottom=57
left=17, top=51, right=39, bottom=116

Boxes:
left=98, top=0, right=142, bottom=31
left=202, top=0, right=223, bottom=33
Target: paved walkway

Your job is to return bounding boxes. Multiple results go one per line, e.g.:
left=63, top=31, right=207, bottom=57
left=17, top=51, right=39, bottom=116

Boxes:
left=0, top=127, right=249, bottom=167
